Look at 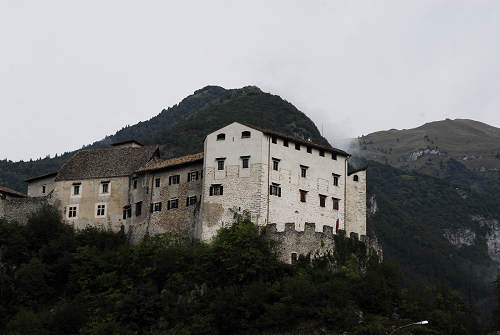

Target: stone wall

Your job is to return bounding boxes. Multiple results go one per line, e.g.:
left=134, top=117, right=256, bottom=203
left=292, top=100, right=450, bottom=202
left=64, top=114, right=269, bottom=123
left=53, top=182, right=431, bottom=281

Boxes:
left=346, top=169, right=367, bottom=237
left=27, top=175, right=56, bottom=197
left=0, top=195, right=49, bottom=224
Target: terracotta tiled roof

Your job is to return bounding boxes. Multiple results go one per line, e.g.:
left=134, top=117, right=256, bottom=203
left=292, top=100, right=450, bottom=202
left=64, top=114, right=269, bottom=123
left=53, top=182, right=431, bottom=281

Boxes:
left=0, top=185, right=26, bottom=198
left=240, top=123, right=350, bottom=157
left=55, top=146, right=159, bottom=181
left=111, top=139, right=144, bottom=147
left=136, top=152, right=204, bottom=173
left=25, top=172, right=58, bottom=183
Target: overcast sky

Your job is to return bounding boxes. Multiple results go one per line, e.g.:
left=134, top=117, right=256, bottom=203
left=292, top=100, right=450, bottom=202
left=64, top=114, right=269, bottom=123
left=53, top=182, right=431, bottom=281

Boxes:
left=1, top=1, right=499, bottom=161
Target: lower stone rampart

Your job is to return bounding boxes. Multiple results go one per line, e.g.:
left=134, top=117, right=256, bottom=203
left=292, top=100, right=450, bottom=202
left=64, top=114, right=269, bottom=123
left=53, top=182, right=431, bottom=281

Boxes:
left=263, top=222, right=382, bottom=264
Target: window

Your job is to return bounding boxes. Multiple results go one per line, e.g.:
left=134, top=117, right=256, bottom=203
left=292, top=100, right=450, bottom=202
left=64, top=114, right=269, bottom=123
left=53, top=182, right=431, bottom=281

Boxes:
left=169, top=175, right=180, bottom=185
left=167, top=198, right=179, bottom=210
left=295, top=143, right=300, bottom=150
left=187, top=171, right=200, bottom=182
left=68, top=206, right=77, bottom=218
left=353, top=175, right=359, bottom=182
left=332, top=153, right=337, bottom=160
left=270, top=183, right=281, bottom=197
left=133, top=178, right=138, bottom=189
left=135, top=201, right=142, bottom=216
left=122, top=205, right=131, bottom=219
left=307, top=146, right=312, bottom=154
left=291, top=252, right=298, bottom=265
left=42, top=185, right=46, bottom=194
left=272, top=158, right=280, bottom=171
left=96, top=204, right=106, bottom=217
left=283, top=139, right=289, bottom=147
left=217, top=158, right=225, bottom=170
left=72, top=183, right=81, bottom=196
left=186, top=195, right=197, bottom=206
left=151, top=202, right=162, bottom=212
left=319, top=194, right=326, bottom=207
left=241, top=156, right=249, bottom=169
left=333, top=174, right=340, bottom=186
left=300, top=190, right=307, bottom=202
left=332, top=198, right=339, bottom=210
left=155, top=178, right=161, bottom=187
left=300, top=165, right=308, bottom=178
left=319, top=150, right=325, bottom=157
left=210, top=184, right=223, bottom=196
left=101, top=181, right=109, bottom=194
left=241, top=131, right=251, bottom=138
left=272, top=136, right=277, bottom=144
left=217, top=133, right=225, bottom=141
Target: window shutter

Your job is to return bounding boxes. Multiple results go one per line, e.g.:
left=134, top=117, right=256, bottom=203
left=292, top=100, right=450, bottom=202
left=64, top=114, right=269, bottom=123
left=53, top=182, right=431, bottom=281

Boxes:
left=270, top=185, right=273, bottom=195
left=209, top=186, right=213, bottom=196
left=220, top=186, right=223, bottom=195
left=187, top=173, right=191, bottom=182
left=168, top=177, right=171, bottom=185
left=186, top=197, right=189, bottom=207
left=167, top=201, right=170, bottom=210
left=158, top=202, right=162, bottom=211
left=196, top=171, right=199, bottom=180
left=278, top=188, right=281, bottom=197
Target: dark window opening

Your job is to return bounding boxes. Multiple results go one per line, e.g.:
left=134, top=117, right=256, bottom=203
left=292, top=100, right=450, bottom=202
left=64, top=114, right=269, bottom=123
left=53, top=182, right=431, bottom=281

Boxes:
left=133, top=178, right=138, bottom=189
left=333, top=174, right=340, bottom=186
left=152, top=202, right=162, bottom=212
left=217, top=158, right=225, bottom=170
left=188, top=171, right=200, bottom=182
left=295, top=143, right=300, bottom=150
left=353, top=175, right=359, bottom=182
left=167, top=198, right=178, bottom=210
left=210, top=184, right=223, bottom=196
left=68, top=206, right=77, bottom=218
left=332, top=198, right=339, bottom=210
left=319, top=150, right=325, bottom=157
left=291, top=252, right=298, bottom=264
left=241, top=131, right=251, bottom=138
left=319, top=194, right=326, bottom=207
left=169, top=175, right=180, bottom=185
left=123, top=205, right=132, bottom=219
left=270, top=183, right=281, bottom=197
left=272, top=136, right=277, bottom=144
left=332, top=153, right=337, bottom=160
left=307, top=146, right=312, bottom=154
left=186, top=195, right=197, bottom=206
left=283, top=139, right=289, bottom=147
left=136, top=201, right=142, bottom=216
left=300, top=165, right=308, bottom=178
left=300, top=190, right=307, bottom=202
left=217, top=133, right=225, bottom=141
left=42, top=185, right=46, bottom=194
left=272, top=159, right=279, bottom=171
left=73, top=184, right=80, bottom=195
left=155, top=178, right=161, bottom=187
left=242, top=156, right=249, bottom=169
left=97, top=204, right=105, bottom=216
left=101, top=182, right=109, bottom=194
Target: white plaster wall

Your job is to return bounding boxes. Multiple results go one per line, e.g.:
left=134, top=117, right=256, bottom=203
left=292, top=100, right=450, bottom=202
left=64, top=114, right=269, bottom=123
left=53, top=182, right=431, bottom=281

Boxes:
left=264, top=135, right=348, bottom=233
left=345, top=170, right=367, bottom=237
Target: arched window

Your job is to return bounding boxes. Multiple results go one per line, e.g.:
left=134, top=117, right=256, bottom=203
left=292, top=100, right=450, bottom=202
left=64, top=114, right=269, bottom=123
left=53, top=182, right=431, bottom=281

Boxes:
left=241, top=131, right=251, bottom=138
left=216, top=133, right=225, bottom=141
left=353, top=175, right=359, bottom=182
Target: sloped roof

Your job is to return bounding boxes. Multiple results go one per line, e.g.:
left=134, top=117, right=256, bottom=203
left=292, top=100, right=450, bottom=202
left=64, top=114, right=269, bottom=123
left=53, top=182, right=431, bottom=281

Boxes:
left=25, top=172, right=58, bottom=183
left=55, top=146, right=159, bottom=181
left=0, top=185, right=26, bottom=198
left=111, top=139, right=144, bottom=147
left=239, top=123, right=350, bottom=157
left=348, top=167, right=368, bottom=176
left=136, top=152, right=204, bottom=173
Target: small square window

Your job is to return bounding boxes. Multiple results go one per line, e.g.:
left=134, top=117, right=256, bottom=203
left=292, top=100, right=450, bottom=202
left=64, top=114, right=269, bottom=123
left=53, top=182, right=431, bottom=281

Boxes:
left=353, top=175, right=359, bottom=182
left=73, top=184, right=80, bottom=196
left=332, top=153, right=337, bottom=160
left=155, top=178, right=161, bottom=187
left=210, top=184, right=223, bottom=196
left=96, top=204, right=106, bottom=216
left=167, top=198, right=179, bottom=210
left=300, top=166, right=308, bottom=178
left=241, top=156, right=249, bottom=169
left=169, top=175, right=180, bottom=185
left=300, top=190, right=307, bottom=202
left=136, top=201, right=142, bottom=216
left=272, top=136, right=277, bottom=144
left=68, top=206, right=77, bottom=218
left=295, top=143, right=300, bottom=150
left=333, top=198, right=340, bottom=210
left=217, top=133, right=225, bottom=141
left=272, top=159, right=279, bottom=171
left=333, top=174, right=340, bottom=186
left=187, top=171, right=199, bottom=182
left=319, top=150, right=325, bottom=157
left=283, top=140, right=289, bottom=147
left=217, top=159, right=225, bottom=170
left=152, top=202, right=162, bottom=212
left=319, top=195, right=326, bottom=207
left=101, top=182, right=109, bottom=194
left=270, top=183, right=281, bottom=197
left=42, top=185, right=46, bottom=194
left=307, top=146, right=312, bottom=154
left=241, top=131, right=251, bottom=138
left=186, top=195, right=197, bottom=206
left=123, top=205, right=132, bottom=219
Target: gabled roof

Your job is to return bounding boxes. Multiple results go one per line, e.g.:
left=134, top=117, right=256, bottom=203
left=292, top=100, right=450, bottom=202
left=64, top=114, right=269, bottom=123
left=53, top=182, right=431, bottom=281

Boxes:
left=136, top=152, right=204, bottom=173
left=348, top=167, right=367, bottom=176
left=0, top=185, right=26, bottom=198
left=25, top=172, right=58, bottom=183
left=55, top=146, right=159, bottom=181
left=238, top=122, right=350, bottom=157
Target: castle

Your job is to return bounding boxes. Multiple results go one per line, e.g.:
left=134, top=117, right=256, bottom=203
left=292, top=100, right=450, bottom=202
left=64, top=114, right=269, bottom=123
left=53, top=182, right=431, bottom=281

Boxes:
left=2, top=122, right=369, bottom=263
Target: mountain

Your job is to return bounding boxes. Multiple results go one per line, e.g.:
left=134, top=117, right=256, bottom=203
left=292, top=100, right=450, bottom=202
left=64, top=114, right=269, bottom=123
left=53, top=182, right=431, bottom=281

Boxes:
left=356, top=119, right=500, bottom=193
left=0, top=85, right=327, bottom=193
